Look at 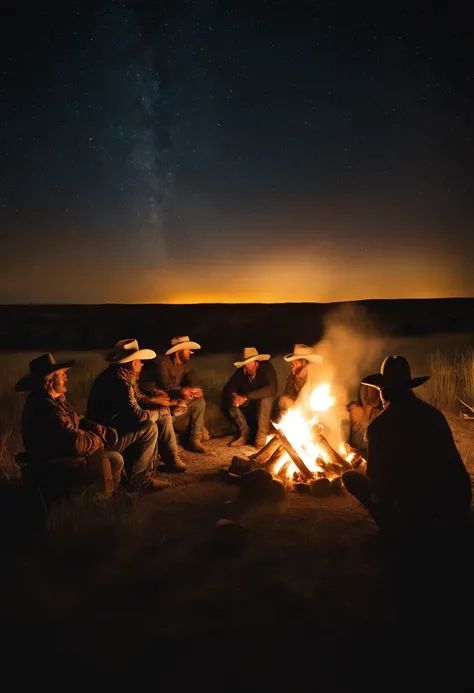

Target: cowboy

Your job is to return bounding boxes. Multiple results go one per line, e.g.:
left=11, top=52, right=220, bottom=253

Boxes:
left=342, top=355, right=472, bottom=540
left=15, top=353, right=125, bottom=502
left=222, top=347, right=277, bottom=449
left=278, top=344, right=322, bottom=412
left=145, top=336, right=210, bottom=454
left=86, top=339, right=174, bottom=491
left=346, top=384, right=383, bottom=452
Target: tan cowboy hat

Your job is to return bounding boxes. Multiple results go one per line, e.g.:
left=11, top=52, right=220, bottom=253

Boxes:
left=165, top=336, right=201, bottom=355
left=15, top=353, right=75, bottom=392
left=361, top=355, right=430, bottom=391
left=283, top=344, right=322, bottom=364
left=106, top=339, right=156, bottom=364
left=234, top=347, right=271, bottom=368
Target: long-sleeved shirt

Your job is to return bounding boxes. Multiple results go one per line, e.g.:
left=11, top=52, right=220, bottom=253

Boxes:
left=222, top=361, right=277, bottom=405
left=21, top=390, right=103, bottom=463
left=87, top=366, right=164, bottom=436
left=366, top=391, right=471, bottom=513
left=283, top=371, right=307, bottom=401
left=147, top=354, right=200, bottom=399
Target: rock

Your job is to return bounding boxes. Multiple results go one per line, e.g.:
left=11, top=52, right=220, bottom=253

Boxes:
left=229, top=455, right=257, bottom=476
left=310, top=477, right=331, bottom=497
left=294, top=482, right=311, bottom=494
left=266, top=478, right=286, bottom=502
left=330, top=476, right=344, bottom=496
left=238, top=468, right=273, bottom=493
left=213, top=519, right=249, bottom=550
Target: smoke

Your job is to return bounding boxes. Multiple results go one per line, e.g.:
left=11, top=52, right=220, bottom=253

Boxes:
left=302, top=303, right=388, bottom=449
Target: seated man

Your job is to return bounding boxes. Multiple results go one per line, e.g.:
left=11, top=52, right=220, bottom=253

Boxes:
left=222, top=347, right=277, bottom=449
left=144, top=336, right=210, bottom=454
left=342, top=355, right=472, bottom=540
left=86, top=339, right=175, bottom=490
left=15, top=353, right=124, bottom=502
left=279, top=344, right=322, bottom=413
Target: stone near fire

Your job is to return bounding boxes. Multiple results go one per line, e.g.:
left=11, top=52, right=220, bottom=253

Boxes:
left=294, top=482, right=311, bottom=494
left=229, top=455, right=257, bottom=476
left=330, top=476, right=344, bottom=496
left=310, top=478, right=331, bottom=497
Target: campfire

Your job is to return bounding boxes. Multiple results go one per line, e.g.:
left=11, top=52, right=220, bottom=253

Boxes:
left=229, top=383, right=366, bottom=496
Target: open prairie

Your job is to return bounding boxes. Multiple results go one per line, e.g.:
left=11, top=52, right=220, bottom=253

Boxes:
left=1, top=322, right=474, bottom=689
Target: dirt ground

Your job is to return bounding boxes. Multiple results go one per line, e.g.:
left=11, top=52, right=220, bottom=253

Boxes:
left=2, top=417, right=474, bottom=691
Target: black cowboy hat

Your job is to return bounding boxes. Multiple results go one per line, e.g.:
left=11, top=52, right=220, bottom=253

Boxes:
left=15, top=353, right=75, bottom=392
left=361, top=355, right=430, bottom=391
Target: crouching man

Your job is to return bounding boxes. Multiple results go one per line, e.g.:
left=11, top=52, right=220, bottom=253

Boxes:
left=87, top=339, right=172, bottom=492
left=222, top=347, right=277, bottom=449
left=15, top=353, right=124, bottom=502
left=342, top=356, right=472, bottom=542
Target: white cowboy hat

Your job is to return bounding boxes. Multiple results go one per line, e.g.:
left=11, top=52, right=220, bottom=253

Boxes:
left=361, top=355, right=430, bottom=391
left=234, top=347, right=271, bottom=368
left=165, top=336, right=201, bottom=355
left=106, top=339, right=156, bottom=364
left=283, top=344, right=322, bottom=364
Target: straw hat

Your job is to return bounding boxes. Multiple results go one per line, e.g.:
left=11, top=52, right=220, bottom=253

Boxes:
left=165, top=336, right=201, bottom=355
left=234, top=347, right=270, bottom=368
left=15, top=353, right=75, bottom=392
left=283, top=344, right=322, bottom=364
left=106, top=339, right=156, bottom=364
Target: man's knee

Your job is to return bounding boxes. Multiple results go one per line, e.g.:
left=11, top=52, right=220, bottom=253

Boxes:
left=190, top=397, right=205, bottom=412
left=140, top=420, right=158, bottom=442
left=107, top=451, right=124, bottom=476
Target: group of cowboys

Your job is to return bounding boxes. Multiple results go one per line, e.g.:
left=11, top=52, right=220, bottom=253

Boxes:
left=15, top=337, right=317, bottom=497
left=14, top=335, right=473, bottom=540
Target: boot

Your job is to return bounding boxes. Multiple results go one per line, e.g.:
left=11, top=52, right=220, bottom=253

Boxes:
left=162, top=456, right=187, bottom=473
left=140, top=476, right=171, bottom=492
left=228, top=431, right=249, bottom=447
left=254, top=431, right=268, bottom=449
left=188, top=437, right=206, bottom=454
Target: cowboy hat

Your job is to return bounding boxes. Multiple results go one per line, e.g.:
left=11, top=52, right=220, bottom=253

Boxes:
left=165, top=336, right=201, bottom=355
left=15, top=353, right=75, bottom=392
left=361, top=355, right=430, bottom=391
left=283, top=344, right=322, bottom=364
left=234, top=347, right=271, bottom=368
left=106, top=339, right=156, bottom=364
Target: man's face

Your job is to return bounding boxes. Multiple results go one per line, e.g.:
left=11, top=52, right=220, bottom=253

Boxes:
left=178, top=348, right=193, bottom=362
left=130, top=359, right=144, bottom=377
left=290, top=359, right=307, bottom=376
left=243, top=360, right=259, bottom=377
left=51, top=368, right=69, bottom=394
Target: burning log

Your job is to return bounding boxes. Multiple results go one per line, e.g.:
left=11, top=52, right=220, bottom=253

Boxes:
left=263, top=446, right=287, bottom=474
left=276, top=459, right=292, bottom=481
left=313, top=431, right=352, bottom=472
left=270, top=423, right=314, bottom=481
left=250, top=436, right=283, bottom=465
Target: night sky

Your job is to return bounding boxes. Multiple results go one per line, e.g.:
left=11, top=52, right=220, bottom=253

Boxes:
left=1, top=1, right=473, bottom=303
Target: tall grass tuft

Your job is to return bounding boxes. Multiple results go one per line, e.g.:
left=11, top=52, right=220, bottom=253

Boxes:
left=419, top=347, right=474, bottom=411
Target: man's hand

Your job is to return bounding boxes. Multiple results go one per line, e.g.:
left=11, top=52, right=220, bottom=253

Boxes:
left=149, top=392, right=172, bottom=407
left=181, top=387, right=194, bottom=400
left=189, top=387, right=204, bottom=399
left=231, top=392, right=247, bottom=408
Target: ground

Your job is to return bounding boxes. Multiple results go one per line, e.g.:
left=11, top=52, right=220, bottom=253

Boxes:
left=2, top=417, right=474, bottom=691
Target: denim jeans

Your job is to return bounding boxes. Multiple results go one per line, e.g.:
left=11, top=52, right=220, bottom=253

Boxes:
left=225, top=397, right=274, bottom=437
left=173, top=397, right=205, bottom=438
left=111, top=420, right=158, bottom=490
left=86, top=450, right=124, bottom=498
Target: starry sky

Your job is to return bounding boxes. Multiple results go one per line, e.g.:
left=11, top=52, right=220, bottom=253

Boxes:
left=1, top=0, right=473, bottom=303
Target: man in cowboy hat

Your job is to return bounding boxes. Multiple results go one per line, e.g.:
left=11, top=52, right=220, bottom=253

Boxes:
left=144, top=336, right=210, bottom=454
left=342, top=355, right=472, bottom=540
left=86, top=339, right=177, bottom=491
left=16, top=353, right=125, bottom=502
left=278, top=344, right=322, bottom=413
left=222, top=347, right=277, bottom=449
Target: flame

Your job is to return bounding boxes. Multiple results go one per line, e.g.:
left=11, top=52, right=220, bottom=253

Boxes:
left=271, top=382, right=361, bottom=483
